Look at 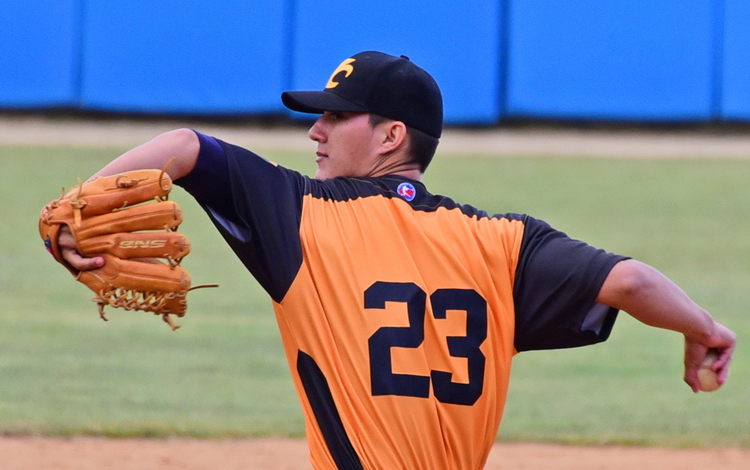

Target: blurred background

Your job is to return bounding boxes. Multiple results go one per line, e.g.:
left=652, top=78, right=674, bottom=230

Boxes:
left=1, top=0, right=749, bottom=126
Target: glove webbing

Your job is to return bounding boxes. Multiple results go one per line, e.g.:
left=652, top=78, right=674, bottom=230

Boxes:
left=96, top=283, right=218, bottom=331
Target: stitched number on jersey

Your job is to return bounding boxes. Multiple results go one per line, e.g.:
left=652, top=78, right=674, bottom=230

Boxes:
left=366, top=282, right=430, bottom=398
left=365, top=281, right=487, bottom=406
left=430, top=288, right=487, bottom=405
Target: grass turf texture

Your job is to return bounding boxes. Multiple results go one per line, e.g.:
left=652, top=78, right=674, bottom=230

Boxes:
left=1, top=144, right=748, bottom=447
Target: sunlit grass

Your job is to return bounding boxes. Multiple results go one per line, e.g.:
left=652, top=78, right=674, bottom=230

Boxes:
left=1, top=144, right=747, bottom=446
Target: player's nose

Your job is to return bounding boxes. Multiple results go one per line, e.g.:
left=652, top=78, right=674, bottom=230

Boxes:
left=308, top=117, right=326, bottom=143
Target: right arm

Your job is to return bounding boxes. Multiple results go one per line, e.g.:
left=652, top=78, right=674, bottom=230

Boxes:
left=597, top=259, right=736, bottom=392
left=59, top=128, right=201, bottom=271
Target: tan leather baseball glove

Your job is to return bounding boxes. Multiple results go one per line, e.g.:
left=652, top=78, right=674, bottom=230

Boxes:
left=39, top=168, right=210, bottom=330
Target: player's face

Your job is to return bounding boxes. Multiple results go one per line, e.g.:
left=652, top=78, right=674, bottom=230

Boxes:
left=308, top=112, right=384, bottom=180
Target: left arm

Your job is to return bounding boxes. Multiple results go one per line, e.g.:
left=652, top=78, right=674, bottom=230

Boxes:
left=596, top=259, right=736, bottom=392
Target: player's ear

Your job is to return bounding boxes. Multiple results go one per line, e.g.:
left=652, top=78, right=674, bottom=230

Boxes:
left=379, top=120, right=408, bottom=154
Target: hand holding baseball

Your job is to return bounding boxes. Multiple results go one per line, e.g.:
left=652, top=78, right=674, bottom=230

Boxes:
left=697, top=350, right=720, bottom=392
left=684, top=322, right=736, bottom=393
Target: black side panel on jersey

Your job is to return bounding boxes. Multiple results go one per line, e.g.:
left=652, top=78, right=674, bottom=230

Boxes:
left=513, top=215, right=628, bottom=352
left=176, top=132, right=305, bottom=303
left=297, top=351, right=364, bottom=470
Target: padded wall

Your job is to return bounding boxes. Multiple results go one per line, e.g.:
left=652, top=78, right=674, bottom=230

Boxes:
left=505, top=0, right=718, bottom=120
left=3, top=1, right=748, bottom=124
left=80, top=0, right=289, bottom=114
left=721, top=0, right=750, bottom=119
left=290, top=0, right=504, bottom=124
left=0, top=0, right=81, bottom=107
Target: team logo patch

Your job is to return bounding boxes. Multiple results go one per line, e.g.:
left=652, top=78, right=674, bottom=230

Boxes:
left=397, top=182, right=417, bottom=201
left=326, top=58, right=356, bottom=89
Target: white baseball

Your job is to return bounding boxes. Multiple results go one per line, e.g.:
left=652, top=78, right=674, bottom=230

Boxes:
left=697, top=350, right=720, bottom=392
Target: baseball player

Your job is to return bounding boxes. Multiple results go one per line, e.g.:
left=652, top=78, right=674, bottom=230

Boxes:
left=54, top=51, right=736, bottom=470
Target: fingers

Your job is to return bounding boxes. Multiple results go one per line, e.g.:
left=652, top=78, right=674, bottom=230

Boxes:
left=58, top=225, right=105, bottom=272
left=706, top=323, right=737, bottom=386
left=683, top=322, right=737, bottom=392
left=683, top=341, right=705, bottom=393
left=63, top=248, right=105, bottom=271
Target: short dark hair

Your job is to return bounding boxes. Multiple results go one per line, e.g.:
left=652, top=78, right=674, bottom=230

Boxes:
left=369, top=114, right=439, bottom=173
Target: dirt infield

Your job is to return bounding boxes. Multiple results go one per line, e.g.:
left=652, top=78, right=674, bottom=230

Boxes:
left=2, top=437, right=750, bottom=470
left=3, top=113, right=750, bottom=157
left=5, top=115, right=749, bottom=469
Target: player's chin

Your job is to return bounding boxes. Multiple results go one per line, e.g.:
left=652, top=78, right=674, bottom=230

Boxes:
left=314, top=165, right=334, bottom=181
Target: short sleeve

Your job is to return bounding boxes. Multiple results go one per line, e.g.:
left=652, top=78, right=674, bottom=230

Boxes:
left=513, top=216, right=629, bottom=352
left=175, top=131, right=308, bottom=302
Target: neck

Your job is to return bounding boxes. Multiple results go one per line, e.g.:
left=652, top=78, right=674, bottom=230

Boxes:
left=389, top=168, right=422, bottom=181
left=368, top=145, right=422, bottom=180
left=369, top=158, right=422, bottom=181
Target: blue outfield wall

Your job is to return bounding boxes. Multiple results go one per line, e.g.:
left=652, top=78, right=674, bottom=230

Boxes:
left=1, top=0, right=750, bottom=123
left=721, top=0, right=750, bottom=120
left=80, top=0, right=289, bottom=114
left=0, top=0, right=82, bottom=107
left=504, top=0, right=719, bottom=121
left=290, top=0, right=503, bottom=125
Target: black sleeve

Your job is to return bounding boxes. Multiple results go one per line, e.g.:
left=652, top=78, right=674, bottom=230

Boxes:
left=513, top=215, right=629, bottom=352
left=175, top=131, right=306, bottom=302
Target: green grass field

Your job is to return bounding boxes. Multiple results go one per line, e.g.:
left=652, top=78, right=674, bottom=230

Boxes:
left=1, top=143, right=748, bottom=447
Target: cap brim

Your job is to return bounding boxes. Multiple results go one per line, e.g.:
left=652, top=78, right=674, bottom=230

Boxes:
left=281, top=90, right=369, bottom=114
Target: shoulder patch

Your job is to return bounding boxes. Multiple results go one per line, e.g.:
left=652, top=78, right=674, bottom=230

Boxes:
left=396, top=182, right=417, bottom=201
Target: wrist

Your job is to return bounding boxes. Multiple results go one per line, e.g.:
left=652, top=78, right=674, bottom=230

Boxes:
left=683, top=313, right=715, bottom=345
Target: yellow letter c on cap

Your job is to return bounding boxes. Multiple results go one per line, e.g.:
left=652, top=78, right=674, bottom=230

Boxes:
left=326, top=58, right=355, bottom=89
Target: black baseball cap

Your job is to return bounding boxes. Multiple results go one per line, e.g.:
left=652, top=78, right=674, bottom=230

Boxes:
left=282, top=51, right=443, bottom=138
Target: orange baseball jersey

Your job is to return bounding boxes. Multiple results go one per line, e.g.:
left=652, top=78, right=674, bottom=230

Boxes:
left=177, top=132, right=627, bottom=470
